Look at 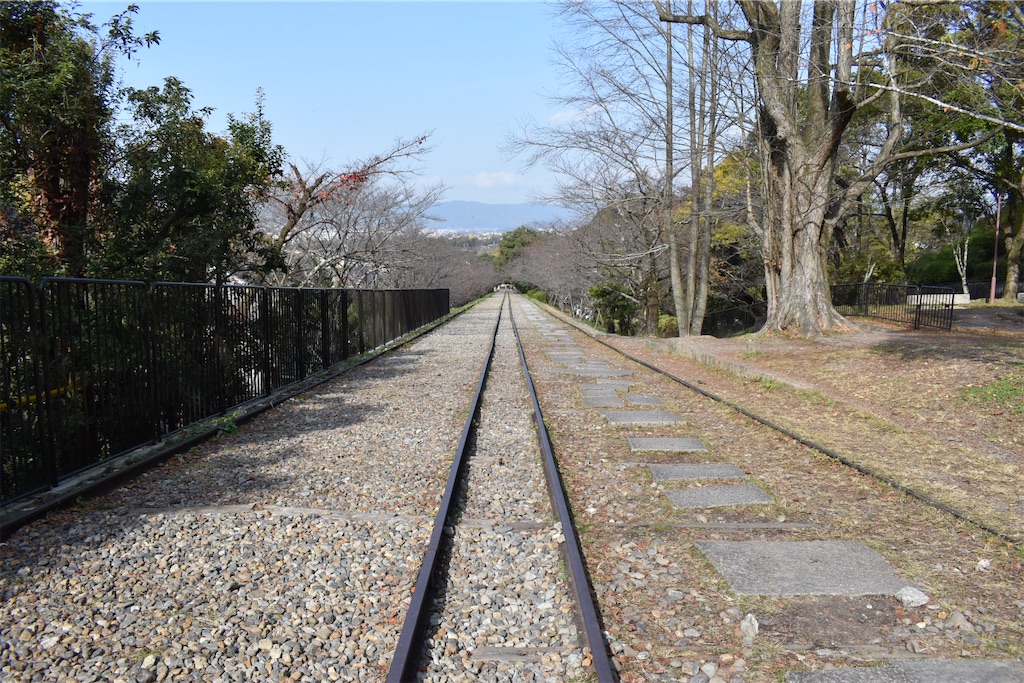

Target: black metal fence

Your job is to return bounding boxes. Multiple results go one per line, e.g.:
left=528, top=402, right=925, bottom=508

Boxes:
left=0, top=277, right=449, bottom=504
left=931, top=280, right=1020, bottom=301
left=700, top=303, right=768, bottom=338
left=831, top=283, right=955, bottom=331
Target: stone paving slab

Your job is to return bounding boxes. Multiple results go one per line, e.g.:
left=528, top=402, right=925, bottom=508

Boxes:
left=590, top=380, right=634, bottom=390
left=582, top=394, right=624, bottom=408
left=665, top=483, right=771, bottom=508
left=697, top=541, right=910, bottom=596
left=576, top=363, right=614, bottom=371
left=601, top=410, right=682, bottom=425
left=623, top=393, right=665, bottom=406
left=563, top=368, right=633, bottom=377
left=548, top=355, right=585, bottom=365
left=649, top=463, right=745, bottom=481
left=627, top=437, right=707, bottom=452
left=581, top=385, right=620, bottom=396
left=785, top=659, right=1024, bottom=682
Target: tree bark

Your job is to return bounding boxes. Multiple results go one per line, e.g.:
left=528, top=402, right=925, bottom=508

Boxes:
left=1003, top=182, right=1023, bottom=301
left=690, top=6, right=718, bottom=335
left=743, top=0, right=856, bottom=335
left=663, top=6, right=688, bottom=337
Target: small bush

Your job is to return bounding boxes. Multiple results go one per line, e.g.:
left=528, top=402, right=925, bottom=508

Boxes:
left=526, top=289, right=548, bottom=304
left=657, top=314, right=678, bottom=337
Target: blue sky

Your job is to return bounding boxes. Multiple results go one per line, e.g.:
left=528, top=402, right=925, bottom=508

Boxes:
left=81, top=1, right=568, bottom=204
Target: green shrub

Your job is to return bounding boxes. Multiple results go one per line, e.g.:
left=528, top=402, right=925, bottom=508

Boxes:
left=657, top=314, right=678, bottom=337
left=526, top=289, right=548, bottom=304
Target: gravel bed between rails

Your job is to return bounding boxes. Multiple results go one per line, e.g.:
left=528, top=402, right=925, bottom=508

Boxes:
left=0, top=297, right=504, bottom=682
left=420, top=302, right=587, bottom=682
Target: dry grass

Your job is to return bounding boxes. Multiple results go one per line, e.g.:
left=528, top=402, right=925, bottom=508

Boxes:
left=520, top=306, right=1024, bottom=682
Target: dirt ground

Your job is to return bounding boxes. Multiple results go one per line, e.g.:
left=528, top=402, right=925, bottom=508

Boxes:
left=623, top=305, right=1024, bottom=543
left=526, top=302, right=1024, bottom=682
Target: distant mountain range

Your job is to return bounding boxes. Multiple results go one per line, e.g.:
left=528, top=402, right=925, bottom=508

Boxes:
left=426, top=201, right=575, bottom=233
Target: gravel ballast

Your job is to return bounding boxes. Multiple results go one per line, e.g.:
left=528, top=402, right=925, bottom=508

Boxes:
left=1, top=297, right=503, bottom=682
left=418, top=299, right=587, bottom=681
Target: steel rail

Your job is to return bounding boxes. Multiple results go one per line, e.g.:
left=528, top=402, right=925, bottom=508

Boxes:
left=386, top=294, right=506, bottom=682
left=508, top=299, right=618, bottom=683
left=538, top=304, right=1023, bottom=548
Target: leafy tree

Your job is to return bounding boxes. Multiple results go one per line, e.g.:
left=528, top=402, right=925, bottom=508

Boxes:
left=98, top=79, right=284, bottom=282
left=0, top=1, right=157, bottom=277
left=879, top=1, right=1024, bottom=299
left=494, top=226, right=541, bottom=271
left=656, top=0, right=1006, bottom=334
left=589, top=281, right=639, bottom=334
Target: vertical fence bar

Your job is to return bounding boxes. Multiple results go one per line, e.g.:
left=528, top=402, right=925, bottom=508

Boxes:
left=340, top=290, right=349, bottom=361
left=357, top=290, right=365, bottom=355
left=320, top=290, right=331, bottom=368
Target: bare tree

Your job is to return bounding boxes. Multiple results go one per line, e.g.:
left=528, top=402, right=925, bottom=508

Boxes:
left=259, top=134, right=434, bottom=279
left=506, top=231, right=599, bottom=314
left=656, top=0, right=1004, bottom=334
left=269, top=177, right=444, bottom=288
left=509, top=1, right=716, bottom=334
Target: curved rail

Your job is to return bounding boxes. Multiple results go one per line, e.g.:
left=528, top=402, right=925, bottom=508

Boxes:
left=540, top=305, right=1022, bottom=548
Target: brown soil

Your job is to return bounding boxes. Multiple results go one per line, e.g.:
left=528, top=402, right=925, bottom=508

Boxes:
left=623, top=313, right=1024, bottom=541
left=521, top=304, right=1024, bottom=682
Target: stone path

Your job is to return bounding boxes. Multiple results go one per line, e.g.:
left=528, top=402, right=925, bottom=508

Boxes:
left=518, top=298, right=1024, bottom=683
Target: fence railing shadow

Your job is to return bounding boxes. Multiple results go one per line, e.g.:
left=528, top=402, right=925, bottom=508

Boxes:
left=1, top=277, right=449, bottom=505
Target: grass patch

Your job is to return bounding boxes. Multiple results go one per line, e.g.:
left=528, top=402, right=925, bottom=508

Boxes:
left=961, top=369, right=1024, bottom=413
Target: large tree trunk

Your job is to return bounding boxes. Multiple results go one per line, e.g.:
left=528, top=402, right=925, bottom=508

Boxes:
left=742, top=0, right=856, bottom=335
left=1003, top=182, right=1023, bottom=301
left=759, top=132, right=849, bottom=334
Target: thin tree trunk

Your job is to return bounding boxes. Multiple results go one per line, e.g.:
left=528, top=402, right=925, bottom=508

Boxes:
left=664, top=4, right=687, bottom=337
left=691, top=7, right=718, bottom=335
left=1003, top=186, right=1023, bottom=300
left=683, top=1, right=701, bottom=334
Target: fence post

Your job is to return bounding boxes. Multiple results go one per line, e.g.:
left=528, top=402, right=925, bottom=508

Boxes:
left=917, top=286, right=925, bottom=331
left=320, top=289, right=331, bottom=369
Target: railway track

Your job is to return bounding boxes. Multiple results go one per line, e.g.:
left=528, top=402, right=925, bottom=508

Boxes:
left=387, top=293, right=615, bottom=682
left=508, top=294, right=1023, bottom=681
left=4, top=292, right=1022, bottom=682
